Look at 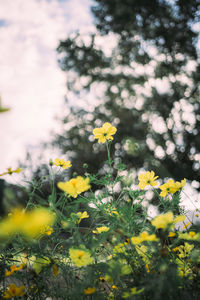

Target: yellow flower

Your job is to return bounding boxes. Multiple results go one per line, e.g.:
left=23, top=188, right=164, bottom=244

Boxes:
left=159, top=179, right=176, bottom=197
left=168, top=231, right=176, bottom=237
left=182, top=221, right=192, bottom=230
left=0, top=167, right=22, bottom=177
left=76, top=211, right=89, bottom=224
left=57, top=176, right=90, bottom=198
left=178, top=231, right=200, bottom=241
left=131, top=231, right=158, bottom=245
left=151, top=212, right=185, bottom=229
left=41, top=225, right=53, bottom=236
left=177, top=242, right=194, bottom=259
left=3, top=284, right=25, bottom=298
left=69, top=248, right=94, bottom=267
left=138, top=171, right=158, bottom=190
left=5, top=264, right=24, bottom=277
left=0, top=208, right=55, bottom=240
left=92, top=226, right=110, bottom=234
left=113, top=243, right=126, bottom=254
left=112, top=285, right=118, bottom=290
left=22, top=209, right=55, bottom=238
left=53, top=158, right=72, bottom=169
left=159, top=178, right=186, bottom=197
left=174, top=178, right=186, bottom=190
left=93, top=122, right=117, bottom=143
left=52, top=264, right=59, bottom=276
left=83, top=287, right=96, bottom=295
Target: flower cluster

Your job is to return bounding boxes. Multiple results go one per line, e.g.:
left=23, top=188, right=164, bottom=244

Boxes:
left=1, top=121, right=199, bottom=300
left=138, top=171, right=186, bottom=197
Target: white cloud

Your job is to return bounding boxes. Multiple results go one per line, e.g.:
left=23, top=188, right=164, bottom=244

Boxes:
left=0, top=0, right=92, bottom=175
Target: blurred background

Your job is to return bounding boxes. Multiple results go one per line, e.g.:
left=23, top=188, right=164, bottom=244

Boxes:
left=0, top=0, right=200, bottom=212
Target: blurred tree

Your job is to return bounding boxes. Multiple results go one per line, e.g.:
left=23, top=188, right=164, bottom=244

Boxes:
left=54, top=0, right=200, bottom=185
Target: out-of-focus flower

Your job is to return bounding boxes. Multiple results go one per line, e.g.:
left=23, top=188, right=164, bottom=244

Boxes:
left=168, top=232, right=176, bottom=237
left=93, top=122, right=117, bottom=143
left=3, top=284, right=25, bottom=298
left=113, top=243, right=126, bottom=254
left=182, top=221, right=192, bottom=230
left=5, top=264, right=24, bottom=277
left=92, top=226, right=110, bottom=234
left=0, top=208, right=55, bottom=240
left=179, top=231, right=200, bottom=241
left=53, top=158, right=72, bottom=169
left=131, top=231, right=158, bottom=245
left=151, top=212, right=185, bottom=229
left=138, top=171, right=158, bottom=190
left=57, top=176, right=90, bottom=198
left=83, top=287, right=96, bottom=295
left=52, top=264, right=59, bottom=277
left=0, top=167, right=22, bottom=177
left=69, top=248, right=94, bottom=267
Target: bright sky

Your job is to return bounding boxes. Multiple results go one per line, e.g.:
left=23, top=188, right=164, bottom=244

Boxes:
left=0, top=0, right=93, bottom=175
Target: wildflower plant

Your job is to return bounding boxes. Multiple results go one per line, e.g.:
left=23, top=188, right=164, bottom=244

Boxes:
left=0, top=122, right=199, bottom=299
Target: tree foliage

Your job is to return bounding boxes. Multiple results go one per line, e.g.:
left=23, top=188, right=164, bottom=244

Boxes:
left=54, top=0, right=200, bottom=184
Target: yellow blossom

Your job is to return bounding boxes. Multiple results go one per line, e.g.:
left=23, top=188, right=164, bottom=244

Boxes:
left=69, top=248, right=94, bottom=267
left=112, top=285, right=118, bottom=290
left=151, top=212, right=185, bottom=229
left=159, top=178, right=186, bottom=197
left=3, top=284, right=25, bottom=298
left=5, top=264, right=24, bottom=277
left=0, top=208, right=55, bottom=240
left=52, top=264, right=59, bottom=276
left=168, top=232, right=176, bottom=237
left=93, top=122, right=117, bottom=143
left=159, top=179, right=177, bottom=197
left=131, top=231, right=158, bottom=245
left=76, top=211, right=89, bottom=224
left=53, top=158, right=72, bottom=169
left=174, top=178, right=186, bottom=190
left=138, top=171, right=158, bottom=190
left=57, top=176, right=90, bottom=198
left=113, top=243, right=126, bottom=254
left=178, top=231, right=200, bottom=241
left=83, top=287, right=96, bottom=295
left=0, top=167, right=22, bottom=177
left=177, top=242, right=194, bottom=258
left=182, top=221, right=192, bottom=230
left=41, top=225, right=53, bottom=236
left=92, top=226, right=110, bottom=234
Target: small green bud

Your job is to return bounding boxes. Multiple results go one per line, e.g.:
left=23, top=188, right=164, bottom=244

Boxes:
left=73, top=172, right=78, bottom=177
left=49, top=160, right=53, bottom=166
left=83, top=163, right=88, bottom=169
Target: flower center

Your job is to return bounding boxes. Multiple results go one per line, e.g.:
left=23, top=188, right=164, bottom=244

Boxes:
left=78, top=251, right=84, bottom=259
